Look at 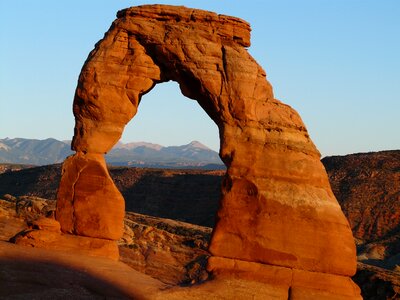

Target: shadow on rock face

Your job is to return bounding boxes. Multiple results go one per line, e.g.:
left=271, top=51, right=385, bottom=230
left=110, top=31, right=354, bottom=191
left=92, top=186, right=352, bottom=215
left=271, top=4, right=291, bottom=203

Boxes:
left=0, top=258, right=130, bottom=299
left=0, top=242, right=165, bottom=299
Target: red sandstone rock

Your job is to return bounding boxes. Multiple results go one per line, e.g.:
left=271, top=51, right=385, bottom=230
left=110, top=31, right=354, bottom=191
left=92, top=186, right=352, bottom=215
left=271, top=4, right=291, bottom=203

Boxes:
left=207, top=257, right=362, bottom=299
left=31, top=217, right=61, bottom=232
left=0, top=199, right=26, bottom=241
left=13, top=221, right=119, bottom=260
left=56, top=152, right=124, bottom=240
left=56, top=4, right=359, bottom=297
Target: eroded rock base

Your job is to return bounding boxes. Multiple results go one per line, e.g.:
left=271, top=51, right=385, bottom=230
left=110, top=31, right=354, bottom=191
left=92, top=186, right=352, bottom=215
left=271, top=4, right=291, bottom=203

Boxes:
left=13, top=218, right=119, bottom=260
left=55, top=153, right=124, bottom=260
left=207, top=256, right=362, bottom=300
left=56, top=153, right=125, bottom=241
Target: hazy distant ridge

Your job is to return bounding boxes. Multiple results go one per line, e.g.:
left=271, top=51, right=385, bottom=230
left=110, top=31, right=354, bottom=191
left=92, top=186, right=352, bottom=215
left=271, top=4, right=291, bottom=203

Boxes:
left=0, top=138, right=223, bottom=168
left=0, top=138, right=72, bottom=165
left=108, top=140, right=223, bottom=168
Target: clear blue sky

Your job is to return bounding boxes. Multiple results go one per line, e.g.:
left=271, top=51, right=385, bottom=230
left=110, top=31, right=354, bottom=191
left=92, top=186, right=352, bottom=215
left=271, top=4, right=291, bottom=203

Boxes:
left=1, top=1, right=399, bottom=156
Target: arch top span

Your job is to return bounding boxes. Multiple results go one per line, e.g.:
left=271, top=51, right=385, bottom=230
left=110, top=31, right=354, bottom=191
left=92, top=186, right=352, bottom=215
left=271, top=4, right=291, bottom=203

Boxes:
left=56, top=5, right=360, bottom=299
left=72, top=4, right=282, bottom=156
left=117, top=4, right=252, bottom=47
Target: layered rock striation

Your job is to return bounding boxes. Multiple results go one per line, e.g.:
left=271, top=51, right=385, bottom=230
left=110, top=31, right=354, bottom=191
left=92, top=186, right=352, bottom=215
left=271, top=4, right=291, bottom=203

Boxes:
left=55, top=5, right=360, bottom=299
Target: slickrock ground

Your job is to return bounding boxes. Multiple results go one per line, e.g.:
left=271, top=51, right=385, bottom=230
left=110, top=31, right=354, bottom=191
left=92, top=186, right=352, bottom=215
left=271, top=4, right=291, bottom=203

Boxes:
left=0, top=241, right=165, bottom=299
left=0, top=195, right=293, bottom=299
left=1, top=238, right=300, bottom=300
left=0, top=195, right=211, bottom=285
left=1, top=172, right=399, bottom=299
left=1, top=193, right=394, bottom=300
left=0, top=195, right=55, bottom=241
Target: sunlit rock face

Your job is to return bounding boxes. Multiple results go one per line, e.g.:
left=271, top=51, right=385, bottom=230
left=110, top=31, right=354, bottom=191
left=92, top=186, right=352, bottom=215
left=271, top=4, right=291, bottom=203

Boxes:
left=56, top=153, right=124, bottom=240
left=57, top=5, right=360, bottom=299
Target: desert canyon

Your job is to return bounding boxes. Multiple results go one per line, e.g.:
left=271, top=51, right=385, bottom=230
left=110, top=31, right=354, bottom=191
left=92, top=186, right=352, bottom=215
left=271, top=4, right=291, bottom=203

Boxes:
left=3, top=4, right=394, bottom=299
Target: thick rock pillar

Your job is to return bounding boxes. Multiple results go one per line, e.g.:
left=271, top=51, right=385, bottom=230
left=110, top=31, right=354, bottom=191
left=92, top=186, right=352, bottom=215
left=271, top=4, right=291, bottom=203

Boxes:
left=56, top=153, right=124, bottom=240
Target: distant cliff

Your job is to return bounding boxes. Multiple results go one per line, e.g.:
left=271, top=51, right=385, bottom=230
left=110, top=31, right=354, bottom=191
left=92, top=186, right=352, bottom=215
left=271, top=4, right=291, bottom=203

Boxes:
left=323, top=150, right=400, bottom=243
left=323, top=150, right=400, bottom=290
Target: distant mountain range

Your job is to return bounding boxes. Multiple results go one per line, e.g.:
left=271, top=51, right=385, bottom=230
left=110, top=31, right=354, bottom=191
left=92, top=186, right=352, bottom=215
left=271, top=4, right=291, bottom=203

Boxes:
left=0, top=138, right=72, bottom=166
left=0, top=138, right=224, bottom=169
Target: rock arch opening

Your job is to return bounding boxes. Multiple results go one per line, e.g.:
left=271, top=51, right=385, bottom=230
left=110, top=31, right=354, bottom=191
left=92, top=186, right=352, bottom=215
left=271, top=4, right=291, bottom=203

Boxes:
left=52, top=5, right=360, bottom=298
left=111, top=80, right=223, bottom=228
left=119, top=80, right=220, bottom=156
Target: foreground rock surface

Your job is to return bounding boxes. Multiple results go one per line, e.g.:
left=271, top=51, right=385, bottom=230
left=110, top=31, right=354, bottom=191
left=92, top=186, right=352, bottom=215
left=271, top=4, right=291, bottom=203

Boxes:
left=6, top=240, right=349, bottom=300
left=0, top=195, right=211, bottom=285
left=13, top=218, right=120, bottom=261
left=0, top=241, right=166, bottom=299
left=1, top=195, right=397, bottom=299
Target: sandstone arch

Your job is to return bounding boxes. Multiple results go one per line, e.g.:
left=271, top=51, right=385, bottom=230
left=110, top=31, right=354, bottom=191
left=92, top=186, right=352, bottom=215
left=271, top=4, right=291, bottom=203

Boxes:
left=56, top=5, right=360, bottom=298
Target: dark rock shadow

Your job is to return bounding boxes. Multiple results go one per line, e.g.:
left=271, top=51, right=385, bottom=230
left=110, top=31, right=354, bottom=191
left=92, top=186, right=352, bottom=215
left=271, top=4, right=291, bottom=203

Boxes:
left=111, top=169, right=223, bottom=228
left=0, top=165, right=223, bottom=229
left=0, top=164, right=61, bottom=199
left=0, top=257, right=133, bottom=299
